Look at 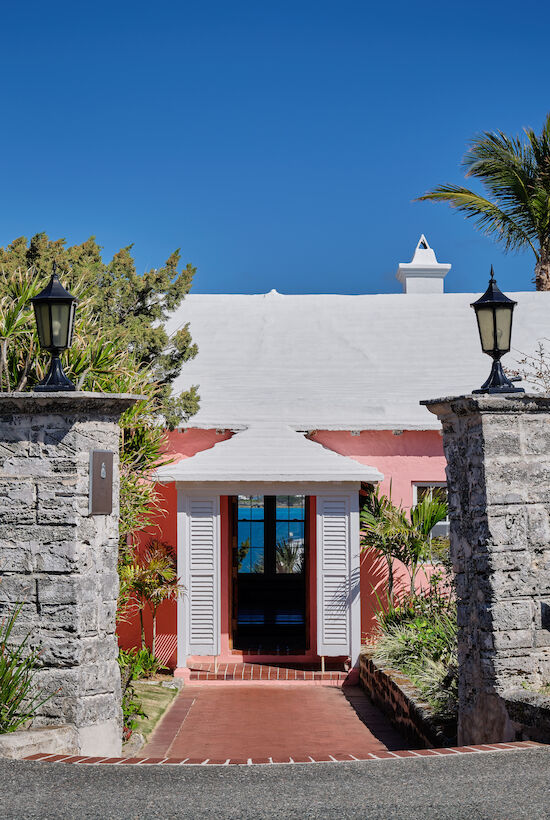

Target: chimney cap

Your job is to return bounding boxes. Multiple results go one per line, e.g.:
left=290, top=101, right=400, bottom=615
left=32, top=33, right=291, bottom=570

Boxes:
left=396, top=235, right=451, bottom=293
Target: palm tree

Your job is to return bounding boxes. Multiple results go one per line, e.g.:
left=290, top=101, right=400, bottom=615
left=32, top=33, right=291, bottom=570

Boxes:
left=361, top=486, right=448, bottom=598
left=119, top=540, right=183, bottom=656
left=417, top=113, right=550, bottom=290
left=360, top=486, right=408, bottom=602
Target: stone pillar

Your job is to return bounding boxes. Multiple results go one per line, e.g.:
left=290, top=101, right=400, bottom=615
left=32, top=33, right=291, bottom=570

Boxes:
left=0, top=392, right=139, bottom=756
left=423, top=395, right=550, bottom=745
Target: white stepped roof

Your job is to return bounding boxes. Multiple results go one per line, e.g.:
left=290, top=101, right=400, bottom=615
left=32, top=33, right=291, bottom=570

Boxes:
left=166, top=289, right=550, bottom=431
left=155, top=424, right=383, bottom=483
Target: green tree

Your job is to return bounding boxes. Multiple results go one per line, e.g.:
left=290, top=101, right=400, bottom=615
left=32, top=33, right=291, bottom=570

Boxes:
left=119, top=541, right=183, bottom=655
left=361, top=486, right=448, bottom=598
left=0, top=233, right=199, bottom=425
left=417, top=113, right=550, bottom=291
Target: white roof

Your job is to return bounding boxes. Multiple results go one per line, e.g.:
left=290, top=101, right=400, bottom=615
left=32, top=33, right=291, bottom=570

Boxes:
left=155, top=423, right=383, bottom=483
left=166, top=288, right=550, bottom=431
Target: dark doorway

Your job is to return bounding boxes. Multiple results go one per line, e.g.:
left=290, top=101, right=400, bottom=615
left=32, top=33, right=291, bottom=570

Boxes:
left=231, top=495, right=308, bottom=652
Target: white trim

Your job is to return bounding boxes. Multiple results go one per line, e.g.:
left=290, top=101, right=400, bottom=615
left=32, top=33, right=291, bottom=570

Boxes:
left=175, top=421, right=442, bottom=432
left=172, top=480, right=362, bottom=496
left=349, top=492, right=361, bottom=666
left=176, top=490, right=186, bottom=668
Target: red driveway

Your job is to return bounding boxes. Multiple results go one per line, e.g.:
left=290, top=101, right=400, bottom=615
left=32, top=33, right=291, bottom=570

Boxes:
left=142, top=684, right=408, bottom=761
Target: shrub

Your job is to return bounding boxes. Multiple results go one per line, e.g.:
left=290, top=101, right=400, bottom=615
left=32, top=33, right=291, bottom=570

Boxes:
left=118, top=647, right=160, bottom=681
left=121, top=683, right=147, bottom=741
left=372, top=598, right=458, bottom=721
left=0, top=604, right=52, bottom=734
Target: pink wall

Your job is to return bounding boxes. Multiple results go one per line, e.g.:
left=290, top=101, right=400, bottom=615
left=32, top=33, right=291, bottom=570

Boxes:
left=165, top=427, right=234, bottom=461
left=310, top=429, right=446, bottom=509
left=117, top=427, right=447, bottom=665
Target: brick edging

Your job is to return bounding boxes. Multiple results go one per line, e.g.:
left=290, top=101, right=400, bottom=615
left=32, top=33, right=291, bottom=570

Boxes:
left=23, top=741, right=545, bottom=765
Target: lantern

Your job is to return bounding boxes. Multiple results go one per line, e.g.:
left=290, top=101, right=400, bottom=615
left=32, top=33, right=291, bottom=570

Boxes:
left=31, top=265, right=78, bottom=391
left=470, top=267, right=524, bottom=394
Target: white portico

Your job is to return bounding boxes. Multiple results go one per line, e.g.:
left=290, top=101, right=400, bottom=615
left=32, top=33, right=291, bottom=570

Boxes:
left=155, top=424, right=382, bottom=671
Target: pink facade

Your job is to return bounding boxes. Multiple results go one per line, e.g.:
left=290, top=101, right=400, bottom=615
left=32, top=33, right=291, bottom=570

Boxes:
left=118, top=427, right=446, bottom=667
left=310, top=430, right=446, bottom=510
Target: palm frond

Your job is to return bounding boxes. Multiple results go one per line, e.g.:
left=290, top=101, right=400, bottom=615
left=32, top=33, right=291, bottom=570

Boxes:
left=417, top=185, right=539, bottom=256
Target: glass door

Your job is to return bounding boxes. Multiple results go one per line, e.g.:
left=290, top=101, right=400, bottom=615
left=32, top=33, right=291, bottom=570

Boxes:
left=233, top=495, right=307, bottom=651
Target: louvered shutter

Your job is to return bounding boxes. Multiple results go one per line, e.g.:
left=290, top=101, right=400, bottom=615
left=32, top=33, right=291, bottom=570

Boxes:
left=185, top=495, right=220, bottom=655
left=316, top=495, right=351, bottom=656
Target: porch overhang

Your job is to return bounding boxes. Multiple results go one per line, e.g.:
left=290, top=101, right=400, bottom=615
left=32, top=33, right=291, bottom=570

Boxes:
left=154, top=423, right=383, bottom=485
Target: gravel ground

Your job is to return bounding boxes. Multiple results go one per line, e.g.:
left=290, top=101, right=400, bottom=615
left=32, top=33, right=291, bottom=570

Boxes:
left=1, top=748, right=549, bottom=819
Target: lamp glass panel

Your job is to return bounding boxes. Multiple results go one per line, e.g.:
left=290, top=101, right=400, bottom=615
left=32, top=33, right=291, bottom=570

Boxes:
left=66, top=302, right=76, bottom=346
left=475, top=306, right=496, bottom=354
left=50, top=302, right=71, bottom=348
left=34, top=303, right=51, bottom=348
left=494, top=305, right=513, bottom=353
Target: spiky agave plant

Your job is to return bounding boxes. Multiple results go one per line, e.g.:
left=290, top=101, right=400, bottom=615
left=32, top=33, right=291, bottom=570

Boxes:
left=417, top=112, right=550, bottom=290
left=0, top=604, right=54, bottom=733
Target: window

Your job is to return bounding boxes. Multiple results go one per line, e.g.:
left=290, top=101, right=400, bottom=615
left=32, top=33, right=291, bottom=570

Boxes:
left=275, top=495, right=305, bottom=575
left=412, top=483, right=449, bottom=538
left=237, top=495, right=264, bottom=573
left=236, top=495, right=306, bottom=575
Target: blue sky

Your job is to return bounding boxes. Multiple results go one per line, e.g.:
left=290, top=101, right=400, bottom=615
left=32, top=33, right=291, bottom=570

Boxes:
left=1, top=1, right=548, bottom=294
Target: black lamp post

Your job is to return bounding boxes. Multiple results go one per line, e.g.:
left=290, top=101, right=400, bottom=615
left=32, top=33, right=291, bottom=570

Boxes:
left=470, top=266, right=524, bottom=394
left=30, top=265, right=78, bottom=392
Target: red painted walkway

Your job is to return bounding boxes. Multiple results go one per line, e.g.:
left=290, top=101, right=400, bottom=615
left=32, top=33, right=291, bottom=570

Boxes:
left=142, top=684, right=408, bottom=761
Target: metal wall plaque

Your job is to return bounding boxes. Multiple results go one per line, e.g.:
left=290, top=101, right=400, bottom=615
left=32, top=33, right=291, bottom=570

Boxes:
left=89, top=450, right=114, bottom=515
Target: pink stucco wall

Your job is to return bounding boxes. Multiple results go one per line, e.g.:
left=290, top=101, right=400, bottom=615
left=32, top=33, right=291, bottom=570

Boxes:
left=310, top=429, right=446, bottom=509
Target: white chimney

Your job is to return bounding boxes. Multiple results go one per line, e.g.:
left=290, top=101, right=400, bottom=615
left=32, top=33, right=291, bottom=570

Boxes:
left=396, top=235, right=451, bottom=294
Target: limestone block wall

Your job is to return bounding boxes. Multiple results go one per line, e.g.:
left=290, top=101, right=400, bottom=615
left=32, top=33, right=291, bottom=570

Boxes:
left=0, top=392, right=138, bottom=756
left=424, top=395, right=550, bottom=745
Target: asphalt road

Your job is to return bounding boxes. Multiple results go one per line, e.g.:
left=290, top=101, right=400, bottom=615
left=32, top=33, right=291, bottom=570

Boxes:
left=1, top=748, right=549, bottom=819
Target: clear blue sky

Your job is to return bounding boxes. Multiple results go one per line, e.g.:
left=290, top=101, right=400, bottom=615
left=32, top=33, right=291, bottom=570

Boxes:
left=1, top=0, right=548, bottom=294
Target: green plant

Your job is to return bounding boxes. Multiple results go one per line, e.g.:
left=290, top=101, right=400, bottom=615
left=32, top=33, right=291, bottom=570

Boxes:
left=0, top=604, right=53, bottom=734
left=361, top=486, right=448, bottom=598
left=121, top=683, right=147, bottom=740
left=372, top=608, right=458, bottom=721
left=360, top=485, right=407, bottom=602
left=417, top=112, right=550, bottom=291
left=118, top=647, right=160, bottom=680
left=118, top=541, right=183, bottom=656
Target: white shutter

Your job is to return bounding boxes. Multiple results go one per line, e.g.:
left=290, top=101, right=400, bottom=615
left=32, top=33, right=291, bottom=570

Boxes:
left=317, top=495, right=351, bottom=656
left=185, top=495, right=220, bottom=655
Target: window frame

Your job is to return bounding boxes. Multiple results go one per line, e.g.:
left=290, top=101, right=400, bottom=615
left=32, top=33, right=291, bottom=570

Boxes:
left=412, top=481, right=450, bottom=538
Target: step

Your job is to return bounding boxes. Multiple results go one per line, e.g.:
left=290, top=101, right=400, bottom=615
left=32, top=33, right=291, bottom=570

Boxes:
left=186, top=662, right=349, bottom=684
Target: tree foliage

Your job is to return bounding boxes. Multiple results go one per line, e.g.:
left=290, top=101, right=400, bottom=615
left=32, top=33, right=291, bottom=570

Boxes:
left=417, top=113, right=550, bottom=290
left=0, top=233, right=199, bottom=425
left=360, top=485, right=448, bottom=597
left=119, top=540, right=183, bottom=656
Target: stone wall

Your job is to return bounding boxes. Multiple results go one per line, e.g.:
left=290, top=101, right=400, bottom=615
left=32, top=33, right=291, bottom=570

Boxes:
left=423, top=394, right=550, bottom=745
left=359, top=650, right=455, bottom=748
left=0, top=392, right=138, bottom=756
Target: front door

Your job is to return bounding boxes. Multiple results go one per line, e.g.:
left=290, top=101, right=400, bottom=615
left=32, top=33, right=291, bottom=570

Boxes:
left=232, top=495, right=307, bottom=652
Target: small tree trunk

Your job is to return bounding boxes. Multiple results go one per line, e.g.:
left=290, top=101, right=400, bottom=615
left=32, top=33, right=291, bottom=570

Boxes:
left=152, top=609, right=157, bottom=657
left=386, top=556, right=394, bottom=603
left=535, top=258, right=550, bottom=291
left=139, top=608, right=146, bottom=651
